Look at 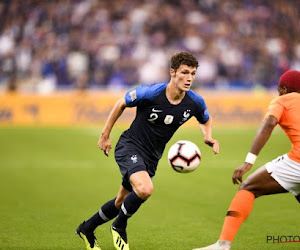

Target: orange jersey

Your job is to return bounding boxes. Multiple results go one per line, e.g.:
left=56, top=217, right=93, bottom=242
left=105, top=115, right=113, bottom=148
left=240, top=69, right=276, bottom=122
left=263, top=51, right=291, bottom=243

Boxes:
left=265, top=92, right=300, bottom=163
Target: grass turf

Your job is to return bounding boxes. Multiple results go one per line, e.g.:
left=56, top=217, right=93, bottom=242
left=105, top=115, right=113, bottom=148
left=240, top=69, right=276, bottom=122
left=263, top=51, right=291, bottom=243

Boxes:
left=0, top=125, right=299, bottom=250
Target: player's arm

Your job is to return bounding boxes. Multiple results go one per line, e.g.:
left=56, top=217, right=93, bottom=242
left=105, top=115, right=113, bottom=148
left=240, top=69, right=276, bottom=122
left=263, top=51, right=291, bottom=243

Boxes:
left=98, top=98, right=127, bottom=156
left=232, top=115, right=278, bottom=184
left=200, top=116, right=219, bottom=154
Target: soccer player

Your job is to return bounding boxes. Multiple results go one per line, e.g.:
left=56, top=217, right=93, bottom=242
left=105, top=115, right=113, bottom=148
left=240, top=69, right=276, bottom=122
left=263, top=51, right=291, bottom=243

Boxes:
left=76, top=51, right=219, bottom=250
left=193, top=69, right=300, bottom=250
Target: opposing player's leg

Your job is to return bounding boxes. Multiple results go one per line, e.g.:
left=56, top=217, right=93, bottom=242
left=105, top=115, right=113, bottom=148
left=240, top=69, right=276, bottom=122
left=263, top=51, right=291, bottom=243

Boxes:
left=77, top=186, right=130, bottom=250
left=111, top=171, right=153, bottom=250
left=239, top=164, right=288, bottom=197
left=266, top=155, right=300, bottom=204
left=193, top=165, right=287, bottom=250
left=217, top=166, right=287, bottom=243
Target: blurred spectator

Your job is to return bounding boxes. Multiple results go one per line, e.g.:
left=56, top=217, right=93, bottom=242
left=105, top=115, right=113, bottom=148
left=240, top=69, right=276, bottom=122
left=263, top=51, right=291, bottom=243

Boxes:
left=0, top=0, right=299, bottom=92
left=0, top=27, right=17, bottom=91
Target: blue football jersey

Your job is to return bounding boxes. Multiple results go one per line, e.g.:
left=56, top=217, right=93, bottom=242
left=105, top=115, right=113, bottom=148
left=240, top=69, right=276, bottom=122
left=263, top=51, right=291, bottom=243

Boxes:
left=121, top=83, right=210, bottom=161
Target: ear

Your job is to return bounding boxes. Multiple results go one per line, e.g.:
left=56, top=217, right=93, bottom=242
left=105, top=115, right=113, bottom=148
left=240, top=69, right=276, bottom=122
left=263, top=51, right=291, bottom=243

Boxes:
left=170, top=68, right=176, bottom=77
left=282, top=86, right=289, bottom=94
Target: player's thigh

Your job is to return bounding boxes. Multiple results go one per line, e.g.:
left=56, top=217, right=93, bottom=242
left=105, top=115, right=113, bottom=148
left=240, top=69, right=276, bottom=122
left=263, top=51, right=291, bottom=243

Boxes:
left=240, top=166, right=287, bottom=197
left=130, top=171, right=153, bottom=199
left=266, top=154, right=300, bottom=197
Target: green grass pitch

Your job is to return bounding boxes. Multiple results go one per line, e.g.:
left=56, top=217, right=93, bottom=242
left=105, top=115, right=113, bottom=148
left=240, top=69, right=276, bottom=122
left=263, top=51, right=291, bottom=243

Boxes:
left=0, top=125, right=299, bottom=250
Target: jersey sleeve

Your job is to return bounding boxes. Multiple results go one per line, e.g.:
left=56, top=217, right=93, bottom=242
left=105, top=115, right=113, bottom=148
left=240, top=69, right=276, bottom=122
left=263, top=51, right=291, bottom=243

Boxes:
left=187, top=90, right=210, bottom=124
left=264, top=97, right=284, bottom=122
left=125, top=83, right=167, bottom=107
left=125, top=85, right=148, bottom=107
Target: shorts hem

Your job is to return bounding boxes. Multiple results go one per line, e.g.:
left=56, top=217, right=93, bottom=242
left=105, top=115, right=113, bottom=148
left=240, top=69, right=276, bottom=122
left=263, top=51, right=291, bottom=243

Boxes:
left=121, top=166, right=149, bottom=192
left=265, top=161, right=300, bottom=196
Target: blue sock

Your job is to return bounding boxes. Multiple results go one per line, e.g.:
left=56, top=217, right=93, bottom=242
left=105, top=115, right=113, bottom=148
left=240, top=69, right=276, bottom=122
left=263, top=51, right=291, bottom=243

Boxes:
left=84, top=198, right=119, bottom=232
left=112, top=191, right=145, bottom=229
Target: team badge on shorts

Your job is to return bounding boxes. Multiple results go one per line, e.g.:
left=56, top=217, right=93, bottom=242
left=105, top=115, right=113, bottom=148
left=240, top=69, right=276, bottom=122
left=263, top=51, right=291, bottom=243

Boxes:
left=131, top=155, right=138, bottom=163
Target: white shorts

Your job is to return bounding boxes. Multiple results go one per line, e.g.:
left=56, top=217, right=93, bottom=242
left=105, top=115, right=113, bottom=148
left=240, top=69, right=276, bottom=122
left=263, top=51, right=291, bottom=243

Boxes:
left=265, top=154, right=300, bottom=196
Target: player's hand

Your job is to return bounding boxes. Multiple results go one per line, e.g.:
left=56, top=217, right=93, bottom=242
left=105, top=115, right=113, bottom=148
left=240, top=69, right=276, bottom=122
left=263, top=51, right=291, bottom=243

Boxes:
left=232, top=162, right=253, bottom=185
left=204, top=138, right=219, bottom=154
left=98, top=134, right=112, bottom=156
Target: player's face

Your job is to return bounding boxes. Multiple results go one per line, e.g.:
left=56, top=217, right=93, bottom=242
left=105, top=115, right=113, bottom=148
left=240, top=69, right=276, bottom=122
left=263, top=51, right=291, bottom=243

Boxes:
left=171, top=65, right=197, bottom=92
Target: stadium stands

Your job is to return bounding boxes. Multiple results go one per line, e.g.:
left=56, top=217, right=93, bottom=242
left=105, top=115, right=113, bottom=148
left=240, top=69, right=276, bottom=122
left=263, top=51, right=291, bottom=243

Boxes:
left=0, top=0, right=299, bottom=92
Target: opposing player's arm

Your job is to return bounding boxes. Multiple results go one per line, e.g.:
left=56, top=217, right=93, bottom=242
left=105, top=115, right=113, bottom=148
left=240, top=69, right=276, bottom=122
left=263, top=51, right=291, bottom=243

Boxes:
left=249, top=115, right=278, bottom=155
left=98, top=98, right=127, bottom=156
left=232, top=115, right=278, bottom=184
left=199, top=117, right=219, bottom=154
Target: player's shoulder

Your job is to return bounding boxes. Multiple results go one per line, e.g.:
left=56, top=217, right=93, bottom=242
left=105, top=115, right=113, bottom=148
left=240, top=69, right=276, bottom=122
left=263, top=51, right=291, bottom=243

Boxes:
left=271, top=92, right=300, bottom=105
left=186, top=89, right=206, bottom=105
left=145, top=82, right=168, bottom=94
left=126, top=82, right=167, bottom=105
left=139, top=82, right=167, bottom=99
left=135, top=82, right=167, bottom=100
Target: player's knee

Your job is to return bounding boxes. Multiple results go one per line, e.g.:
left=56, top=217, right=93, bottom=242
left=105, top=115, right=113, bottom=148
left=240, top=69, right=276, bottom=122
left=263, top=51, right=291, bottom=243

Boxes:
left=135, top=184, right=153, bottom=200
left=239, top=180, right=249, bottom=191
left=239, top=181, right=259, bottom=198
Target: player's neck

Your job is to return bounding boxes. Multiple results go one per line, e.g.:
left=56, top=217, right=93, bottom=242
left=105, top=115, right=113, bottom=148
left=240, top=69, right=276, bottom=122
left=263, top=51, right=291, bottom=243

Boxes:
left=166, top=83, right=185, bottom=105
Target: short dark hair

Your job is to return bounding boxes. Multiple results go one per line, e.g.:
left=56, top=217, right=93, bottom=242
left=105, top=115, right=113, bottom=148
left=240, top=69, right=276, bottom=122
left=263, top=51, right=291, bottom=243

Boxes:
left=170, top=51, right=199, bottom=71
left=279, top=70, right=300, bottom=90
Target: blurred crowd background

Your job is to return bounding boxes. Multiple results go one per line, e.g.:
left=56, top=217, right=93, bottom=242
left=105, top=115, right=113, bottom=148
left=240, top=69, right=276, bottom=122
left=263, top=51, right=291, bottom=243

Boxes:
left=0, top=0, right=300, bottom=93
